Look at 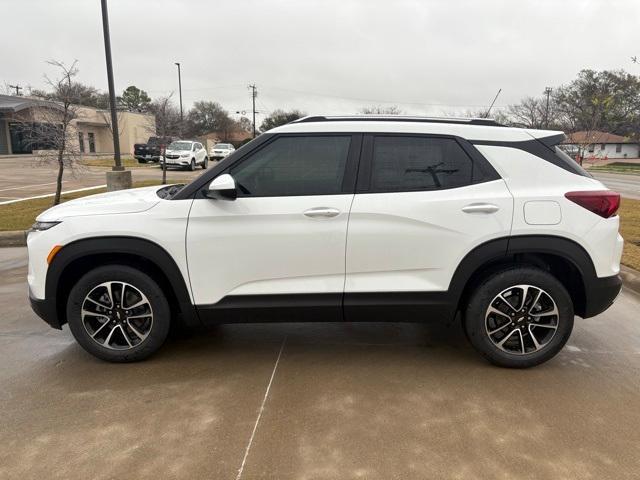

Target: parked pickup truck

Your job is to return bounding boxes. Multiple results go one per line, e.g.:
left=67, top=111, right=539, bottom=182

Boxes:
left=134, top=137, right=174, bottom=163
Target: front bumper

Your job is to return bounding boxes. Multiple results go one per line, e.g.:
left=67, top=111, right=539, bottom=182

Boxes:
left=583, top=274, right=622, bottom=318
left=29, top=292, right=62, bottom=329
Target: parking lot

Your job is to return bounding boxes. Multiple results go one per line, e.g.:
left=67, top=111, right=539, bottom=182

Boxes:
left=1, top=246, right=639, bottom=479
left=0, top=157, right=206, bottom=203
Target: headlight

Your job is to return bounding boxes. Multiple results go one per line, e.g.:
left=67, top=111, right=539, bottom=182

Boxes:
left=31, top=221, right=61, bottom=231
left=180, top=153, right=190, bottom=157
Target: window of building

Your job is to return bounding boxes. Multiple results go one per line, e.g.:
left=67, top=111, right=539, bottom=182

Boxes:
left=230, top=136, right=351, bottom=197
left=588, top=144, right=595, bottom=153
left=78, top=132, right=85, bottom=153
left=369, top=136, right=474, bottom=192
left=616, top=144, right=622, bottom=153
left=88, top=132, right=96, bottom=153
left=600, top=144, right=605, bottom=151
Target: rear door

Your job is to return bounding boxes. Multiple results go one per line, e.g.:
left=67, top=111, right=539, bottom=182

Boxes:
left=344, top=134, right=513, bottom=320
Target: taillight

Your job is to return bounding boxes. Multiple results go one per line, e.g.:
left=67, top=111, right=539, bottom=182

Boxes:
left=565, top=190, right=620, bottom=218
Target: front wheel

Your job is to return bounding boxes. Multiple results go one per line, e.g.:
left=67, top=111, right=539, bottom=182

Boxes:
left=202, top=156, right=208, bottom=169
left=66, top=265, right=171, bottom=362
left=464, top=266, right=574, bottom=368
left=189, top=159, right=196, bottom=171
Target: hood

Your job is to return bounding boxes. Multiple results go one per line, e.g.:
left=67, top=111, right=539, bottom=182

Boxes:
left=165, top=149, right=189, bottom=155
left=37, top=185, right=163, bottom=221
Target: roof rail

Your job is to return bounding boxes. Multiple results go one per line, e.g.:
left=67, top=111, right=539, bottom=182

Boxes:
left=291, top=115, right=504, bottom=127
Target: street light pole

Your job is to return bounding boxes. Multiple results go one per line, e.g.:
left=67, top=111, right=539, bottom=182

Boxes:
left=175, top=62, right=183, bottom=137
left=544, top=87, right=553, bottom=129
left=100, top=0, right=122, bottom=171
left=248, top=84, right=257, bottom=138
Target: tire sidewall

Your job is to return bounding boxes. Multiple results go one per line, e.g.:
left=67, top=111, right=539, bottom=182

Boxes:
left=66, top=265, right=171, bottom=362
left=464, top=267, right=574, bottom=368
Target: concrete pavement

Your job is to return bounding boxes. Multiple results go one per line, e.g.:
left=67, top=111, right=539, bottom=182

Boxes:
left=1, top=246, right=640, bottom=479
left=591, top=171, right=640, bottom=199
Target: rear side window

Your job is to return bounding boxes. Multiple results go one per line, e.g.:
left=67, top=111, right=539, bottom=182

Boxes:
left=370, top=136, right=475, bottom=192
left=230, top=135, right=351, bottom=197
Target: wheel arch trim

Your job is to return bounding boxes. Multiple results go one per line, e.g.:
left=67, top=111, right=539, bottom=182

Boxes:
left=46, top=236, right=199, bottom=327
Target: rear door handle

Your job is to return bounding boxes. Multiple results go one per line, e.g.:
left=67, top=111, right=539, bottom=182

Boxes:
left=462, top=203, right=500, bottom=214
left=303, top=207, right=341, bottom=218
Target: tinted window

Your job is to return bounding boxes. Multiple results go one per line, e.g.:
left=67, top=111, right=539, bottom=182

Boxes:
left=231, top=136, right=351, bottom=197
left=370, top=136, right=473, bottom=192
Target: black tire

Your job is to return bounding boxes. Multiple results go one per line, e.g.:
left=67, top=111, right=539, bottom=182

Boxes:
left=189, top=159, right=196, bottom=171
left=202, top=156, right=208, bottom=169
left=464, top=266, right=574, bottom=368
left=66, top=265, right=171, bottom=362
left=138, top=159, right=147, bottom=164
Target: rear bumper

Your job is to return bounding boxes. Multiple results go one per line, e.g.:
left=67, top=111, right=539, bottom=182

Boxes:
left=29, top=293, right=62, bottom=329
left=583, top=274, right=622, bottom=318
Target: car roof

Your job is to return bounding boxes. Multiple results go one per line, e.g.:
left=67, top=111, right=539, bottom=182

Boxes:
left=270, top=115, right=562, bottom=142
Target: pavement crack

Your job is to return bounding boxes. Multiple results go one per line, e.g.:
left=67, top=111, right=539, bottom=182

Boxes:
left=235, top=337, right=286, bottom=480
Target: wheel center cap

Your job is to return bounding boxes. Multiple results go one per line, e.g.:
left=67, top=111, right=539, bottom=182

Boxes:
left=516, top=316, right=525, bottom=323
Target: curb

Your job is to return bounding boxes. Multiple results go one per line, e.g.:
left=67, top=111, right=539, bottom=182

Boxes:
left=620, top=265, right=640, bottom=296
left=0, top=231, right=27, bottom=247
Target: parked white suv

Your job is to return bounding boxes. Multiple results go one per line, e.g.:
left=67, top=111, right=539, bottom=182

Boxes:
left=210, top=142, right=235, bottom=160
left=27, top=116, right=623, bottom=367
left=164, top=140, right=208, bottom=170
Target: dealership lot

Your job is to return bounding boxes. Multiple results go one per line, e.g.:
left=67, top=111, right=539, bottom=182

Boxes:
left=1, top=246, right=639, bottom=479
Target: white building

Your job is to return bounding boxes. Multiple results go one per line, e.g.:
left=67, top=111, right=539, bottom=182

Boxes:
left=564, top=130, right=639, bottom=161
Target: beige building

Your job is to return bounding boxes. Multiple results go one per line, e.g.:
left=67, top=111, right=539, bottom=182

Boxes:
left=0, top=94, right=155, bottom=158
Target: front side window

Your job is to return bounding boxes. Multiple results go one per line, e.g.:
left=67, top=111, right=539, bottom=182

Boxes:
left=230, top=135, right=351, bottom=197
left=369, top=136, right=473, bottom=192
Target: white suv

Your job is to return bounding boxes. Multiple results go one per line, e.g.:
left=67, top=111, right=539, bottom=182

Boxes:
left=27, top=116, right=623, bottom=367
left=164, top=140, right=208, bottom=170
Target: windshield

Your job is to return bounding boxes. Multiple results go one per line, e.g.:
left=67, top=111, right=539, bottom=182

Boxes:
left=215, top=144, right=231, bottom=149
left=168, top=141, right=192, bottom=151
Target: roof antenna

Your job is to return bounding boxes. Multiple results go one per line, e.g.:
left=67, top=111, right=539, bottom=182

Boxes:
left=484, top=88, right=502, bottom=118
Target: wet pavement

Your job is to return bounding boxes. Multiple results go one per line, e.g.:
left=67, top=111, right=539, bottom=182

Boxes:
left=1, top=246, right=639, bottom=479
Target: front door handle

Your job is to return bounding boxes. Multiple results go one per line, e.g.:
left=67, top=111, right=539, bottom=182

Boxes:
left=303, top=207, right=341, bottom=218
left=462, top=203, right=500, bottom=214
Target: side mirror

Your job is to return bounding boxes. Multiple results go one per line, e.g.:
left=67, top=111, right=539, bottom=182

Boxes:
left=203, top=173, right=237, bottom=200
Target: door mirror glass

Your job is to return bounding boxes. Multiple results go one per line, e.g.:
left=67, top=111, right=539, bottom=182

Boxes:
left=204, top=173, right=237, bottom=200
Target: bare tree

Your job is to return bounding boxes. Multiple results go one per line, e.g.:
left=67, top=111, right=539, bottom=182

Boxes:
left=22, top=61, right=82, bottom=205
left=359, top=105, right=404, bottom=115
left=148, top=95, right=181, bottom=184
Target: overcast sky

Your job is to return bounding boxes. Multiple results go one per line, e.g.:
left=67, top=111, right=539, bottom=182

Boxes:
left=2, top=0, right=639, bottom=122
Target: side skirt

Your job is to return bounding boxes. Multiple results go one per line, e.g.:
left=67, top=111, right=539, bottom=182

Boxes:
left=196, top=292, right=455, bottom=325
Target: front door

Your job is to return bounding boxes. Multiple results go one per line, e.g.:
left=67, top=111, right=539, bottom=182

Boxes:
left=186, top=134, right=361, bottom=322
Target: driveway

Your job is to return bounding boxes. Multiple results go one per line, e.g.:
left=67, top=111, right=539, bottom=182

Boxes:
left=591, top=171, right=640, bottom=200
left=1, top=246, right=640, bottom=479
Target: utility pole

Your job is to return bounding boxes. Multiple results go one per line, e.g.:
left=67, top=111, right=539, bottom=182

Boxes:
left=8, top=84, right=22, bottom=96
left=544, top=87, right=553, bottom=129
left=248, top=84, right=257, bottom=138
left=100, top=0, right=122, bottom=171
left=175, top=62, right=183, bottom=137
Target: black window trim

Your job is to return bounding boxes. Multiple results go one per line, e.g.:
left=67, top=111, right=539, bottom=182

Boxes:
left=356, top=133, right=501, bottom=194
left=186, top=132, right=363, bottom=199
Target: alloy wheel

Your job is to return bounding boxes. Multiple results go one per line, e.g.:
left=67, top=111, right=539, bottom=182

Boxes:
left=484, top=284, right=559, bottom=355
left=81, top=281, right=154, bottom=350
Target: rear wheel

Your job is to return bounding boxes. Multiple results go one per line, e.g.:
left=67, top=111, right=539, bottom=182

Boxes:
left=66, top=265, right=171, bottom=362
left=464, top=266, right=574, bottom=368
